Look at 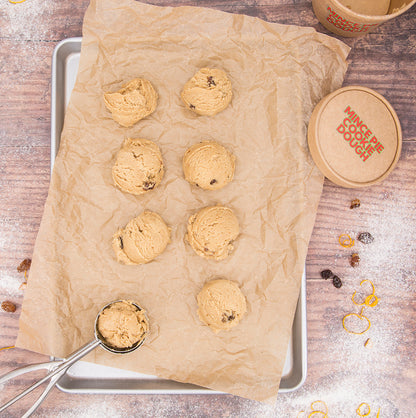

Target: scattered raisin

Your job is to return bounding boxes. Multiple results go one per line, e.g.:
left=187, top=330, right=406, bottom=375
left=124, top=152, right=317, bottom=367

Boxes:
left=350, top=253, right=360, bottom=267
left=1, top=301, right=16, bottom=313
left=142, top=181, right=155, bottom=191
left=207, top=76, right=216, bottom=87
left=350, top=199, right=361, bottom=209
left=332, top=275, right=342, bottom=288
left=320, top=269, right=334, bottom=280
left=189, top=104, right=196, bottom=109
left=210, top=179, right=217, bottom=185
left=119, top=236, right=124, bottom=250
left=17, top=258, right=31, bottom=273
left=358, top=232, right=374, bottom=244
left=204, top=247, right=209, bottom=252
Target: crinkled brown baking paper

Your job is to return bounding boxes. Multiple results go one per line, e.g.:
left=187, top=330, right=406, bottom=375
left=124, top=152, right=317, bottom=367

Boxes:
left=16, top=0, right=349, bottom=402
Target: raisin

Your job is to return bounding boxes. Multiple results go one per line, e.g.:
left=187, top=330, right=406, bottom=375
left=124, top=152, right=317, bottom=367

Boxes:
left=332, top=275, right=342, bottom=288
left=350, top=199, right=361, bottom=209
left=350, top=253, right=360, bottom=267
left=358, top=232, right=374, bottom=244
left=222, top=312, right=235, bottom=322
left=320, top=269, right=333, bottom=280
left=1, top=301, right=16, bottom=312
left=17, top=258, right=31, bottom=273
left=142, top=181, right=155, bottom=191
left=207, top=76, right=216, bottom=87
left=189, top=104, right=196, bottom=109
left=210, top=179, right=217, bottom=185
left=119, top=236, right=124, bottom=250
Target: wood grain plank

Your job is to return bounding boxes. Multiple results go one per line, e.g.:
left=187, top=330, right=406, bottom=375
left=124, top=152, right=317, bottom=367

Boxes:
left=0, top=0, right=415, bottom=416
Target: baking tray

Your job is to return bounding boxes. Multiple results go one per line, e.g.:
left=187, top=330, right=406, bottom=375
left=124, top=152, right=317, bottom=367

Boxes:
left=51, top=37, right=307, bottom=394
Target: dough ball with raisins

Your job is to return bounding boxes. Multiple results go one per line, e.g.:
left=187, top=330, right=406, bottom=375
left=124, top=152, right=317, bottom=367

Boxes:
left=197, top=279, right=247, bottom=333
left=183, top=141, right=235, bottom=190
left=112, top=211, right=170, bottom=265
left=186, top=205, right=239, bottom=260
left=103, top=78, right=158, bottom=127
left=112, top=138, right=164, bottom=196
left=181, top=68, right=232, bottom=116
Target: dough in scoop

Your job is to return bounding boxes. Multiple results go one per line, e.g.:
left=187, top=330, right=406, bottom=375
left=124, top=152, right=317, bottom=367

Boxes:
left=181, top=68, right=232, bottom=116
left=112, top=138, right=164, bottom=196
left=97, top=300, right=149, bottom=349
left=197, top=279, right=247, bottom=333
left=186, top=206, right=239, bottom=260
left=113, top=211, right=170, bottom=265
left=104, top=78, right=158, bottom=127
left=183, top=141, right=235, bottom=190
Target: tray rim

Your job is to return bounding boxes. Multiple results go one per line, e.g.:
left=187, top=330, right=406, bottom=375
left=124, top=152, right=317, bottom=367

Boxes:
left=51, top=36, right=307, bottom=395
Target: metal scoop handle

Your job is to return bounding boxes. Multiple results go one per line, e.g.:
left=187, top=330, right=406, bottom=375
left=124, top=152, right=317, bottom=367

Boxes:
left=0, top=339, right=100, bottom=416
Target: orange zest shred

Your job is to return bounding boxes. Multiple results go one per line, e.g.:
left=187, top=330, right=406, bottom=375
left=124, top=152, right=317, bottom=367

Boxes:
left=343, top=307, right=371, bottom=335
left=308, top=412, right=327, bottom=418
left=308, top=400, right=328, bottom=417
left=356, top=402, right=371, bottom=417
left=8, top=0, right=27, bottom=3
left=365, top=294, right=379, bottom=307
left=339, top=233, right=355, bottom=248
left=351, top=279, right=378, bottom=307
left=0, top=345, right=15, bottom=352
left=376, top=408, right=381, bottom=417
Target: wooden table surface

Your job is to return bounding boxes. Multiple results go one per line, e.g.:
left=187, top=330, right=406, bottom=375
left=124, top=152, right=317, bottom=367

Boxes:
left=0, top=0, right=415, bottom=417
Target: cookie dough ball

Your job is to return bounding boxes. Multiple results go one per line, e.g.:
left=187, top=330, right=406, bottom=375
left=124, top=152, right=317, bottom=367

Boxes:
left=197, top=279, right=247, bottom=333
left=186, top=206, right=239, bottom=260
left=183, top=141, right=235, bottom=190
left=113, top=211, right=170, bottom=265
left=181, top=68, right=232, bottom=116
left=97, top=300, right=149, bottom=349
left=112, top=138, right=164, bottom=195
left=104, top=78, right=158, bottom=127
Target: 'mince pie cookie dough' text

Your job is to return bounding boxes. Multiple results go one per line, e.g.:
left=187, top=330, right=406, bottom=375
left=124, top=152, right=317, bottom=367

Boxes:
left=336, top=106, right=384, bottom=162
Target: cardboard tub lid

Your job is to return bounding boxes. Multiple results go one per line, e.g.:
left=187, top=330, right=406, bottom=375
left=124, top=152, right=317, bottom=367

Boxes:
left=308, top=86, right=402, bottom=188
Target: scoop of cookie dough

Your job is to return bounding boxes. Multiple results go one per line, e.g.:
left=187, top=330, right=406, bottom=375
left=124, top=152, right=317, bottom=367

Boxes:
left=197, top=279, right=247, bottom=333
left=112, top=138, right=164, bottom=195
left=183, top=141, right=235, bottom=190
left=113, top=211, right=170, bottom=265
left=104, top=78, right=158, bottom=127
left=181, top=68, right=232, bottom=116
left=186, top=206, right=239, bottom=260
left=97, top=300, right=149, bottom=349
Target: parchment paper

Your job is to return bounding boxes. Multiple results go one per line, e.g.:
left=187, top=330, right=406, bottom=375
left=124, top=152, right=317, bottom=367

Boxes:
left=16, top=0, right=349, bottom=402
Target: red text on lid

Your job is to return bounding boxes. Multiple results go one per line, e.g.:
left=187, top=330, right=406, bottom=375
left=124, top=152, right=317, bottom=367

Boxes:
left=336, top=106, right=384, bottom=162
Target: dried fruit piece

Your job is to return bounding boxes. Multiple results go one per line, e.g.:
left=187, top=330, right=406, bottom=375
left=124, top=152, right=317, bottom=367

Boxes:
left=320, top=269, right=334, bottom=280
left=358, top=232, right=374, bottom=244
left=1, top=301, right=16, bottom=312
left=350, top=253, right=360, bottom=267
left=17, top=258, right=31, bottom=273
left=209, top=179, right=217, bottom=185
left=350, top=199, right=361, bottom=209
left=142, top=181, right=156, bottom=191
left=207, top=76, right=216, bottom=87
left=332, top=275, right=342, bottom=288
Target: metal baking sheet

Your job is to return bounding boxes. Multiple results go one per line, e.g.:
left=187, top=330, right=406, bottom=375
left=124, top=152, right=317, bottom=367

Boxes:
left=51, top=37, right=307, bottom=394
